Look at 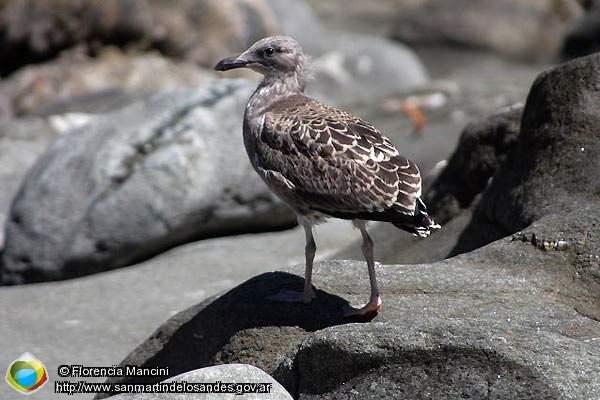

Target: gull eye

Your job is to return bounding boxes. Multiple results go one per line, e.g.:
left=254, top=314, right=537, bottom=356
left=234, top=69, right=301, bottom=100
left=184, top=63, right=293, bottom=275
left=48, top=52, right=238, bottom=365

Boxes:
left=264, top=47, right=275, bottom=56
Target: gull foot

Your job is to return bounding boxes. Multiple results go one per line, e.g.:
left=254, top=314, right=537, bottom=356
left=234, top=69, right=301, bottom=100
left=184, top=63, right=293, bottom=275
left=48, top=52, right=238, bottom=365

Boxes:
left=268, top=288, right=315, bottom=304
left=343, top=295, right=381, bottom=321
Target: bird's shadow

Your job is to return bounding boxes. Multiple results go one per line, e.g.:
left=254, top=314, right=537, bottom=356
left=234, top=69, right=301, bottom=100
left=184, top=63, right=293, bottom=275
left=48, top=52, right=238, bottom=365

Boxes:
left=101, top=271, right=368, bottom=392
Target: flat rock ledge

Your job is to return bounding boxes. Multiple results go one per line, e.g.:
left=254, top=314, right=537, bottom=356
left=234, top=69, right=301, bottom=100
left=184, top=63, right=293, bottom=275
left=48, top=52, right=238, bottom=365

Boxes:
left=98, top=233, right=600, bottom=399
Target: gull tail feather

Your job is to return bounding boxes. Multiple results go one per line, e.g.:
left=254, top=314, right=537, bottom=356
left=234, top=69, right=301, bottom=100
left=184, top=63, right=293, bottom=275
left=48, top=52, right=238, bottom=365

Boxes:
left=393, top=198, right=440, bottom=238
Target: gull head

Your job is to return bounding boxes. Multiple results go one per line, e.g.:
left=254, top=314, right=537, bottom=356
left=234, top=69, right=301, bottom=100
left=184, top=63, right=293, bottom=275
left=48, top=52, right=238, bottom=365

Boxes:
left=215, top=36, right=309, bottom=86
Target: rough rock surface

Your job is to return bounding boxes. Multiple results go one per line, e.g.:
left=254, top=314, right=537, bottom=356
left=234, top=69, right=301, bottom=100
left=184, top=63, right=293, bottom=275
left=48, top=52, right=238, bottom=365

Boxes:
left=391, top=0, right=583, bottom=61
left=0, top=0, right=276, bottom=76
left=1, top=80, right=296, bottom=284
left=100, top=53, right=600, bottom=400
left=100, top=249, right=600, bottom=399
left=109, top=364, right=292, bottom=400
left=464, top=52, right=600, bottom=252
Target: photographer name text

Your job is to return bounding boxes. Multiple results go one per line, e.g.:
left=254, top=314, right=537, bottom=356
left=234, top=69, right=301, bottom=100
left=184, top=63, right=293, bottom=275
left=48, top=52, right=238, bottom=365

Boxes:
left=58, top=364, right=169, bottom=378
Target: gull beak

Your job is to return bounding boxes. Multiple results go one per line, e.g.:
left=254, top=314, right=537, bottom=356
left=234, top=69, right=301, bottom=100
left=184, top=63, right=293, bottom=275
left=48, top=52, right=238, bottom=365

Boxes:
left=214, top=56, right=250, bottom=71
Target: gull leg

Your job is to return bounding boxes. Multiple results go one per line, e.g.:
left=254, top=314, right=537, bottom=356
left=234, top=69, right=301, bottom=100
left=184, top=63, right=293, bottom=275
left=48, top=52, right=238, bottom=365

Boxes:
left=268, top=216, right=316, bottom=303
left=344, top=220, right=381, bottom=318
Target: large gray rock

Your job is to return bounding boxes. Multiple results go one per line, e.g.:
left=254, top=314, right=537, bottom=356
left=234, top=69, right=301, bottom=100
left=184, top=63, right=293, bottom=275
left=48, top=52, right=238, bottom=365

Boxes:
left=477, top=52, right=600, bottom=233
left=99, top=52, right=600, bottom=400
left=1, top=80, right=296, bottom=284
left=391, top=0, right=583, bottom=62
left=99, top=243, right=600, bottom=399
left=110, top=364, right=292, bottom=400
left=308, top=32, right=428, bottom=105
left=450, top=52, right=600, bottom=256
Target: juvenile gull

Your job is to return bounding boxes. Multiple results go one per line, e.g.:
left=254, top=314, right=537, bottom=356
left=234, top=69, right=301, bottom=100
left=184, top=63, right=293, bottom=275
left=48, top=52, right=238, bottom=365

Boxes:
left=215, top=36, right=439, bottom=318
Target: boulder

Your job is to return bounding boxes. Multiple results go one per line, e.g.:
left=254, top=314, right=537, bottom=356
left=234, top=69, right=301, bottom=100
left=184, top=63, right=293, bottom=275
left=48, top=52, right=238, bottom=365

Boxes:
left=99, top=247, right=600, bottom=399
left=474, top=52, right=600, bottom=234
left=108, top=364, right=292, bottom=400
left=0, top=79, right=296, bottom=284
left=0, top=0, right=276, bottom=76
left=391, top=0, right=583, bottom=62
left=308, top=32, right=428, bottom=105
left=96, top=50, right=600, bottom=400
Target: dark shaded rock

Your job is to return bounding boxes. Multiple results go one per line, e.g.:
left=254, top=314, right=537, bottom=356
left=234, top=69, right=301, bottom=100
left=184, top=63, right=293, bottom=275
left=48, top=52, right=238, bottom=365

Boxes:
left=474, top=52, right=600, bottom=235
left=293, top=324, right=559, bottom=399
left=447, top=54, right=600, bottom=260
left=391, top=0, right=583, bottom=62
left=562, top=1, right=600, bottom=59
left=93, top=271, right=352, bottom=399
left=424, top=105, right=522, bottom=224
left=0, top=0, right=152, bottom=76
left=0, top=0, right=275, bottom=76
left=0, top=80, right=296, bottom=284
left=109, top=364, right=292, bottom=399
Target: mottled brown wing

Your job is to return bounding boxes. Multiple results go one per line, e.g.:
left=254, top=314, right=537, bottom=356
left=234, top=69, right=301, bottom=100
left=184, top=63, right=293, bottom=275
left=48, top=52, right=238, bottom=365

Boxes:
left=255, top=98, right=421, bottom=217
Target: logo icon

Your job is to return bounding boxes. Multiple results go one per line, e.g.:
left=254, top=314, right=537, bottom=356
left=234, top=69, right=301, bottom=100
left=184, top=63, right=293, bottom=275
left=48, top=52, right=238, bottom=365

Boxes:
left=5, top=353, right=48, bottom=395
